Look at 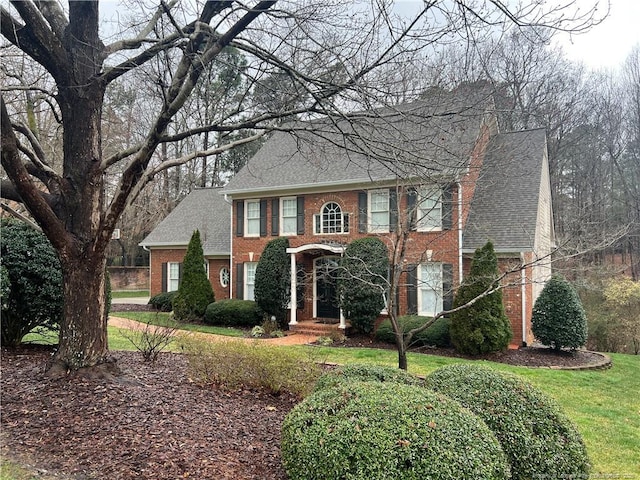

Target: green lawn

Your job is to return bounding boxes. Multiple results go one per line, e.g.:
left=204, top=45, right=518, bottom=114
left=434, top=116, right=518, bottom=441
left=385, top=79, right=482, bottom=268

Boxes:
left=111, top=290, right=149, bottom=298
left=18, top=326, right=640, bottom=477
left=111, top=311, right=246, bottom=337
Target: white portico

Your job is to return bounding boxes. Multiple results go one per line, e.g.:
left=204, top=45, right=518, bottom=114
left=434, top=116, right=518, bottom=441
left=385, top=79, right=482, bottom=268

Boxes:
left=286, top=242, right=347, bottom=329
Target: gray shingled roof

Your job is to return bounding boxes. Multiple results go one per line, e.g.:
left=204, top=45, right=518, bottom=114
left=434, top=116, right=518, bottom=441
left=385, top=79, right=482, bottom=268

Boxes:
left=139, top=187, right=230, bottom=256
left=225, top=87, right=495, bottom=195
left=463, top=129, right=548, bottom=252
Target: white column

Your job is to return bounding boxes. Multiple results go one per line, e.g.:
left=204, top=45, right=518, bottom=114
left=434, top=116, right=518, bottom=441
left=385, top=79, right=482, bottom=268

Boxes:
left=289, top=252, right=298, bottom=325
left=339, top=308, right=346, bottom=330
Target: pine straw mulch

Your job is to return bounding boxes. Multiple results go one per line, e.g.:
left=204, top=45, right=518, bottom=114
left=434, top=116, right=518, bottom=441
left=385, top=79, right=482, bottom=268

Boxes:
left=1, top=330, right=610, bottom=479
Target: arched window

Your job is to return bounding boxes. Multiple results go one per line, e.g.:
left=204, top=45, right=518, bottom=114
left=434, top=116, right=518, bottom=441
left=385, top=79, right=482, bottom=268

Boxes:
left=314, top=202, right=349, bottom=234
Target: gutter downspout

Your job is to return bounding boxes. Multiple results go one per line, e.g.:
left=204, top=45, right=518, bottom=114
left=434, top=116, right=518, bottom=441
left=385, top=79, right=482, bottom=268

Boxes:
left=458, top=181, right=464, bottom=284
left=520, top=252, right=527, bottom=347
left=142, top=245, right=151, bottom=295
left=224, top=194, right=233, bottom=299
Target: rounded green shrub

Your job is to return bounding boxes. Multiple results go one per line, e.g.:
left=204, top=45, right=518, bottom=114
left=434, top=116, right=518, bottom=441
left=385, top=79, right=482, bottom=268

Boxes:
left=374, top=316, right=451, bottom=348
left=314, top=363, right=424, bottom=392
left=532, top=275, right=588, bottom=350
left=338, top=237, right=389, bottom=334
left=148, top=291, right=178, bottom=312
left=449, top=241, right=512, bottom=354
left=282, top=381, right=509, bottom=480
left=426, top=364, right=590, bottom=480
left=204, top=299, right=262, bottom=327
left=1, top=219, right=63, bottom=346
left=173, top=230, right=215, bottom=321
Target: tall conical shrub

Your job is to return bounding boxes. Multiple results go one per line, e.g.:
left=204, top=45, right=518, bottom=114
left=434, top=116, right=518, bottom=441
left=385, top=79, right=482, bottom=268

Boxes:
left=173, top=230, right=214, bottom=321
left=450, top=241, right=512, bottom=354
left=532, top=275, right=587, bottom=351
left=254, top=237, right=290, bottom=326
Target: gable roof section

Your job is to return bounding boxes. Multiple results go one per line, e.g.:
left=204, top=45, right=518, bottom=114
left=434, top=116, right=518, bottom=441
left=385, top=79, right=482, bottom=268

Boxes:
left=463, top=128, right=548, bottom=252
left=139, top=187, right=230, bottom=256
left=225, top=87, right=496, bottom=195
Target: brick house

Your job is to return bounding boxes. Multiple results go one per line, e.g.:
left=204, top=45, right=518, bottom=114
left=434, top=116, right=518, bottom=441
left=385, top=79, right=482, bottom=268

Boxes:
left=141, top=88, right=553, bottom=346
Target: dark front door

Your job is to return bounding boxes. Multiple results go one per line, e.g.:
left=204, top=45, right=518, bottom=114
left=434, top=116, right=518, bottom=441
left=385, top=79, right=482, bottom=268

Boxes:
left=315, top=257, right=340, bottom=319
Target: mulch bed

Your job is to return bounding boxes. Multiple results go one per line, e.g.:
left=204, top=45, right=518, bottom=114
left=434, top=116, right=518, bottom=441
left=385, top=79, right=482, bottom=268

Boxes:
left=1, top=347, right=296, bottom=480
left=2, top=317, right=608, bottom=479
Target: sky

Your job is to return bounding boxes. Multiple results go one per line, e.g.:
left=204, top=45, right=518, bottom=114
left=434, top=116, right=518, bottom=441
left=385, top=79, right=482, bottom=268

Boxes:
left=554, top=0, right=640, bottom=69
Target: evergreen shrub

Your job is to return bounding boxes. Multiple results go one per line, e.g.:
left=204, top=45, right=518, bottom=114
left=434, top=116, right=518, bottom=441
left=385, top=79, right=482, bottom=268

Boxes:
left=172, top=230, right=215, bottom=321
left=426, top=364, right=590, bottom=480
left=449, top=241, right=512, bottom=354
left=281, top=381, right=510, bottom=480
left=0, top=219, right=63, bottom=346
left=338, top=237, right=389, bottom=334
left=314, top=363, right=424, bottom=392
left=204, top=299, right=262, bottom=327
left=148, top=291, right=178, bottom=312
left=532, top=275, right=587, bottom=350
left=374, top=316, right=450, bottom=348
left=254, top=237, right=290, bottom=327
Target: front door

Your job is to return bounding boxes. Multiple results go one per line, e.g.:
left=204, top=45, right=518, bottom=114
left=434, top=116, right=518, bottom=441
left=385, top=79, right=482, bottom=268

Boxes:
left=315, top=257, right=340, bottom=320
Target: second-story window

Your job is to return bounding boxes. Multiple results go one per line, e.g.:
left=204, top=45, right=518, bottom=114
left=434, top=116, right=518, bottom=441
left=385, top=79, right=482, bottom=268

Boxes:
left=315, top=202, right=349, bottom=234
left=245, top=200, right=260, bottom=236
left=369, top=189, right=390, bottom=232
left=281, top=197, right=297, bottom=235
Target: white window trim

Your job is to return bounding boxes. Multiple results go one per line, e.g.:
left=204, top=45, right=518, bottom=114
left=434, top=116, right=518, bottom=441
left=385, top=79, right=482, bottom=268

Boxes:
left=280, top=196, right=298, bottom=236
left=416, top=186, right=443, bottom=232
left=417, top=262, right=443, bottom=317
left=244, top=261, right=257, bottom=301
left=314, top=202, right=349, bottom=235
left=167, top=261, right=180, bottom=292
left=244, top=199, right=260, bottom=237
left=368, top=188, right=389, bottom=233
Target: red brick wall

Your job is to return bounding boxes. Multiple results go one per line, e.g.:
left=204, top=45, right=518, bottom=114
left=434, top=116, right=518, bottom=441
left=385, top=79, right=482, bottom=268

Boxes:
left=148, top=248, right=230, bottom=301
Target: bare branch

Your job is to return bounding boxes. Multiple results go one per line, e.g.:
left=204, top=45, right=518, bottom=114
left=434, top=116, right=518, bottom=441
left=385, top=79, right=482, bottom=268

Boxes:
left=33, top=0, right=68, bottom=40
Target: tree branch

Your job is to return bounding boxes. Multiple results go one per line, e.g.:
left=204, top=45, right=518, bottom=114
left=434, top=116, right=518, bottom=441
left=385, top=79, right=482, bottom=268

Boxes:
left=33, top=0, right=68, bottom=40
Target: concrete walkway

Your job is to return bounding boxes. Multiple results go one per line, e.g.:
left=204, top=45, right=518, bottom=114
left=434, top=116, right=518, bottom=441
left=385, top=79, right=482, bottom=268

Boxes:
left=108, top=316, right=319, bottom=346
left=111, top=297, right=151, bottom=305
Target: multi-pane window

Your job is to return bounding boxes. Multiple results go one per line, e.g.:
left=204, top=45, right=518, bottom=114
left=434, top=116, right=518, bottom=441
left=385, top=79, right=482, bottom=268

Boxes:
left=168, top=262, right=180, bottom=292
left=245, top=262, right=257, bottom=301
left=314, top=202, right=349, bottom=234
left=219, top=267, right=230, bottom=288
left=281, top=197, right=297, bottom=235
left=417, top=187, right=442, bottom=231
left=369, top=189, right=389, bottom=232
left=419, top=262, right=442, bottom=317
left=245, top=200, right=260, bottom=236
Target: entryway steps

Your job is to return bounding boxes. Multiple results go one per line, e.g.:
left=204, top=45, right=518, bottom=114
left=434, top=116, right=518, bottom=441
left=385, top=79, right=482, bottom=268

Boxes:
left=289, top=321, right=350, bottom=336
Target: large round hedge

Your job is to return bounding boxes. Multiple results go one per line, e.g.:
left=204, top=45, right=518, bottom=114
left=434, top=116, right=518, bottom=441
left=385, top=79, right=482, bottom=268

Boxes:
left=282, top=381, right=510, bottom=480
left=204, top=299, right=262, bottom=327
left=314, top=363, right=424, bottom=392
left=426, top=364, right=590, bottom=480
left=1, top=219, right=63, bottom=346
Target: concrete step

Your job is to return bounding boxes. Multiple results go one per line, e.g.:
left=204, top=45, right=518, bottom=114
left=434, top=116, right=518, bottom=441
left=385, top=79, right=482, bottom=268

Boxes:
left=289, top=321, right=350, bottom=336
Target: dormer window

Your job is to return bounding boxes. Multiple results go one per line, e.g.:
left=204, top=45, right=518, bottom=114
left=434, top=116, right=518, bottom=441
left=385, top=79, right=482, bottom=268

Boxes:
left=314, top=202, right=350, bottom=234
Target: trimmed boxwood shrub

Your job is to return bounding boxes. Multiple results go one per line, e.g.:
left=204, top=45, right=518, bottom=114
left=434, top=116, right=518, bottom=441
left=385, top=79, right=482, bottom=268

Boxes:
left=282, top=381, right=510, bottom=480
left=532, top=275, right=588, bottom=351
left=374, top=316, right=451, bottom=348
left=314, top=363, right=424, bottom=392
left=426, top=364, right=590, bottom=480
left=148, top=291, right=178, bottom=312
left=204, top=299, right=262, bottom=327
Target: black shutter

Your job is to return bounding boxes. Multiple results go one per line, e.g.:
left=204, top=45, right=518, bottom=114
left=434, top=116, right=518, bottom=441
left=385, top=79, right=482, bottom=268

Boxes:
left=406, top=264, right=418, bottom=315
left=296, top=196, right=305, bottom=234
left=161, top=262, right=167, bottom=293
left=442, top=263, right=454, bottom=312
left=358, top=191, right=368, bottom=233
left=442, top=184, right=454, bottom=230
left=236, top=201, right=244, bottom=237
left=389, top=188, right=398, bottom=232
left=235, top=263, right=244, bottom=299
left=407, top=187, right=417, bottom=231
left=271, top=198, right=279, bottom=236
left=178, top=263, right=183, bottom=288
left=260, top=199, right=267, bottom=237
